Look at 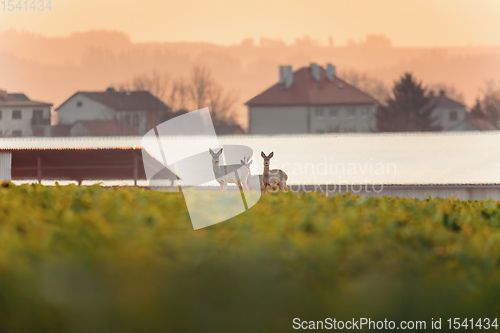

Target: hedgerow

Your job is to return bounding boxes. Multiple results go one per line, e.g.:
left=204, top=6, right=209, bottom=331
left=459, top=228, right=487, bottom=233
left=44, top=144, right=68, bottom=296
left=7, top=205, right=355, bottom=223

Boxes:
left=0, top=184, right=500, bottom=332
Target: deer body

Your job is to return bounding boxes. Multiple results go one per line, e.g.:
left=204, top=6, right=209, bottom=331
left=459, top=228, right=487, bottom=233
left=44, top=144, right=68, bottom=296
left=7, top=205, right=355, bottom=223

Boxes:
left=261, top=152, right=289, bottom=194
left=209, top=148, right=250, bottom=191
left=241, top=156, right=263, bottom=192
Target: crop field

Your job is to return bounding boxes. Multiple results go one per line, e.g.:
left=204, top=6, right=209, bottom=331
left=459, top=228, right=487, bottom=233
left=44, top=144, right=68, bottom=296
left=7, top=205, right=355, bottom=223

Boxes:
left=1, top=183, right=500, bottom=332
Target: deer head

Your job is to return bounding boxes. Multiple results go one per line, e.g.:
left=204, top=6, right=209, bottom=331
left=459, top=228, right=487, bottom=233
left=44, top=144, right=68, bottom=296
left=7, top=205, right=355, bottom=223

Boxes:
left=209, top=148, right=223, bottom=166
left=261, top=151, right=274, bottom=167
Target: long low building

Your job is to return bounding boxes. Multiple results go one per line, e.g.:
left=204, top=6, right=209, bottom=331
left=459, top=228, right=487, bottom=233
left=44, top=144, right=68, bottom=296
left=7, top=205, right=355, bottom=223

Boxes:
left=1, top=132, right=499, bottom=200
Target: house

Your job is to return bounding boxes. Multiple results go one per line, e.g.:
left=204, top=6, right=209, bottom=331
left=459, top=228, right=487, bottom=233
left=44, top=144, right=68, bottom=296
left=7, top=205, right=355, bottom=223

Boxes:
left=0, top=90, right=52, bottom=137
left=246, top=63, right=379, bottom=134
left=430, top=90, right=473, bottom=131
left=55, top=87, right=169, bottom=136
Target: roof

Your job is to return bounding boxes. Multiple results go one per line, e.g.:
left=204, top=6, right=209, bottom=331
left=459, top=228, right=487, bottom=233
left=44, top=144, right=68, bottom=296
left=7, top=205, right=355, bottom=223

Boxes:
left=55, top=89, right=169, bottom=112
left=72, top=120, right=138, bottom=136
left=0, top=136, right=142, bottom=150
left=430, top=92, right=465, bottom=109
left=465, top=114, right=497, bottom=131
left=0, top=93, right=52, bottom=108
left=2, top=131, right=500, bottom=185
left=245, top=66, right=379, bottom=107
left=51, top=124, right=73, bottom=137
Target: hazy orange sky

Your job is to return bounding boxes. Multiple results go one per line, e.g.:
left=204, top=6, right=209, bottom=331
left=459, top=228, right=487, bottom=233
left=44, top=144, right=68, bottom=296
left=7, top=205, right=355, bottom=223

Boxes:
left=1, top=0, right=500, bottom=46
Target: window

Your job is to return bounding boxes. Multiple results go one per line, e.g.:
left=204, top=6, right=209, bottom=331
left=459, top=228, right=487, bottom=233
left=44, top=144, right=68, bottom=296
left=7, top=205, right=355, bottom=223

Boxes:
left=450, top=111, right=458, bottom=121
left=12, top=110, right=21, bottom=119
left=132, top=114, right=140, bottom=130
left=33, top=109, right=43, bottom=125
left=0, top=110, right=2, bottom=120
left=12, top=130, right=22, bottom=137
left=316, top=129, right=325, bottom=134
left=0, top=130, right=2, bottom=137
left=77, top=101, right=83, bottom=107
left=329, top=108, right=338, bottom=118
left=315, top=108, right=324, bottom=119
left=361, top=107, right=370, bottom=118
left=347, top=107, right=356, bottom=119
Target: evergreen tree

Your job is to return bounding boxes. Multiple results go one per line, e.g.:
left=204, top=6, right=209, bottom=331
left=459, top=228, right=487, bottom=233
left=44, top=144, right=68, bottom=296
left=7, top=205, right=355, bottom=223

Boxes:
left=377, top=73, right=441, bottom=132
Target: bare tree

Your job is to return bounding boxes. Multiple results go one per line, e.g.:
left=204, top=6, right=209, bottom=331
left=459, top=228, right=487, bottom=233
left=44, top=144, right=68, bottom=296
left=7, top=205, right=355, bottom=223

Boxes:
left=169, top=77, right=189, bottom=112
left=208, top=83, right=238, bottom=126
left=185, top=64, right=238, bottom=126
left=115, top=64, right=239, bottom=128
left=117, top=69, right=170, bottom=102
left=471, top=80, right=500, bottom=129
left=188, top=65, right=213, bottom=110
left=339, top=68, right=390, bottom=105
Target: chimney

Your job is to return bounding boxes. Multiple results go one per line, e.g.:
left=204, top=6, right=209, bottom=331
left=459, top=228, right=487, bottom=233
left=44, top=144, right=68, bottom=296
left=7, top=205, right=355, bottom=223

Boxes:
left=439, top=89, right=446, bottom=97
left=278, top=66, right=287, bottom=85
left=0, top=89, right=7, bottom=101
left=310, top=63, right=320, bottom=81
left=326, top=63, right=336, bottom=81
left=284, top=66, right=294, bottom=89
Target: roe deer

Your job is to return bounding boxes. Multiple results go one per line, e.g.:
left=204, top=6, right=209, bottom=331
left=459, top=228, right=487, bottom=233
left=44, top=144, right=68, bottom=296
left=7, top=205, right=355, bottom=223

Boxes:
left=209, top=148, right=250, bottom=191
left=240, top=156, right=263, bottom=192
left=261, top=151, right=289, bottom=194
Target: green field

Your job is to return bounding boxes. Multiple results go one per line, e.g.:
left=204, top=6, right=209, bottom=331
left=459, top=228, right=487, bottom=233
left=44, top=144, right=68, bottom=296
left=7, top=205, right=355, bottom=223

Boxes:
left=1, top=183, right=500, bottom=332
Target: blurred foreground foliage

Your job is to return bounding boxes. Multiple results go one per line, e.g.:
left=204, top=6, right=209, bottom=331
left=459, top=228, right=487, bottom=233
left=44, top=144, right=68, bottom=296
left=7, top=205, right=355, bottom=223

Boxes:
left=1, top=184, right=500, bottom=332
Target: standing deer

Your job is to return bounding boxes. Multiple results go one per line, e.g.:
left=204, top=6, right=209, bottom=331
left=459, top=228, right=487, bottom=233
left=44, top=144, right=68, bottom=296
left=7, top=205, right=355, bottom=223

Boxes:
left=240, top=156, right=263, bottom=192
left=209, top=148, right=250, bottom=191
left=261, top=151, right=289, bottom=194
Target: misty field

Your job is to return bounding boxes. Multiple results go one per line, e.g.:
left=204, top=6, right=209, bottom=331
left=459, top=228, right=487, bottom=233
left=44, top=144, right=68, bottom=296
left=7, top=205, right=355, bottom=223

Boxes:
left=1, top=184, right=500, bottom=332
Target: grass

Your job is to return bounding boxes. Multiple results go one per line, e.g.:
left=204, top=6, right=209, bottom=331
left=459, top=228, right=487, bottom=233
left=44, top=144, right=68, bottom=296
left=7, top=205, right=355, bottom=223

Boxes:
left=1, top=183, right=500, bottom=332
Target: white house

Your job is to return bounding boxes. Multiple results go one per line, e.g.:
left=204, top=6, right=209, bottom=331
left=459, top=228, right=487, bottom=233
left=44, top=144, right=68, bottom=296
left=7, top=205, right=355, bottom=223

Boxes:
left=55, top=87, right=169, bottom=136
left=0, top=90, right=52, bottom=137
left=246, top=63, right=379, bottom=134
left=430, top=90, right=473, bottom=131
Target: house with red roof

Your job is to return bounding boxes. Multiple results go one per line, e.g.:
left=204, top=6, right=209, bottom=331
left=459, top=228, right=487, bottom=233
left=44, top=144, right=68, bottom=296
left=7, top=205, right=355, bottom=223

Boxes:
left=54, top=87, right=169, bottom=136
left=246, top=63, right=379, bottom=134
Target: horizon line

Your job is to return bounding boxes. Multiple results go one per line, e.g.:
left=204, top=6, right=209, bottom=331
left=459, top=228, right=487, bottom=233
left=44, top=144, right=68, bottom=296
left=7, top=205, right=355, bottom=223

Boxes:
left=3, top=28, right=500, bottom=49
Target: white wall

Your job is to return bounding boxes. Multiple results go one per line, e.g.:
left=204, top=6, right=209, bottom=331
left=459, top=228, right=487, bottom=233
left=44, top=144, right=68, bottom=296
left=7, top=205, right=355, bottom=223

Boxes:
left=310, top=104, right=376, bottom=133
left=249, top=106, right=308, bottom=134
left=57, top=94, right=117, bottom=124
left=0, top=153, right=11, bottom=182
left=248, top=104, right=377, bottom=134
left=57, top=93, right=150, bottom=134
left=432, top=106, right=467, bottom=131
left=0, top=106, right=51, bottom=137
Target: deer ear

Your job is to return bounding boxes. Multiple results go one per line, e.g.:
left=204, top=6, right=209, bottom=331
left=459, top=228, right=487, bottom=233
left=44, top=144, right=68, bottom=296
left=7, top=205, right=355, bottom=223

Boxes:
left=209, top=148, right=214, bottom=156
left=261, top=151, right=265, bottom=158
left=269, top=152, right=274, bottom=158
left=218, top=148, right=223, bottom=155
left=241, top=159, right=244, bottom=164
